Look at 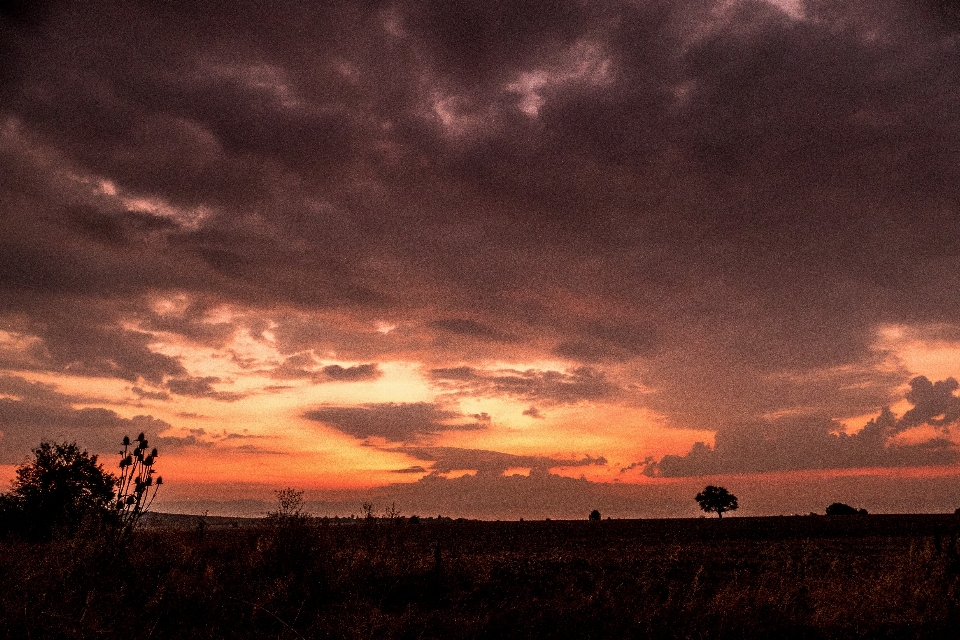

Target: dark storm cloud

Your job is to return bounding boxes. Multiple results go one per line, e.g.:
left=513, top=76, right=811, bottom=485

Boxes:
left=429, top=366, right=621, bottom=404
left=303, top=402, right=487, bottom=442
left=2, top=0, right=960, bottom=451
left=642, top=376, right=960, bottom=477
left=0, top=374, right=172, bottom=463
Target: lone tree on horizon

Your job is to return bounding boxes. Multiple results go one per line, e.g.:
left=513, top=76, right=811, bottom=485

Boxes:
left=695, top=485, right=739, bottom=519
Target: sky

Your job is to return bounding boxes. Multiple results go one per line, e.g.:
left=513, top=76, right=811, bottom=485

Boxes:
left=3, top=0, right=960, bottom=519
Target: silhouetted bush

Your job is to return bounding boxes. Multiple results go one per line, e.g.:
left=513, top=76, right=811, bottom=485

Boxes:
left=267, top=487, right=309, bottom=523
left=826, top=502, right=867, bottom=515
left=589, top=509, right=601, bottom=521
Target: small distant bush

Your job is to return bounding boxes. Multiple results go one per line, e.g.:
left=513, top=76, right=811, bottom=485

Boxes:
left=826, top=502, right=867, bottom=515
left=589, top=509, right=601, bottom=521
left=267, top=487, right=309, bottom=523
left=384, top=502, right=402, bottom=520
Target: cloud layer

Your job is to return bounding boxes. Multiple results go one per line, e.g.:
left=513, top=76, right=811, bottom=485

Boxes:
left=642, top=376, right=960, bottom=477
left=3, top=1, right=960, bottom=502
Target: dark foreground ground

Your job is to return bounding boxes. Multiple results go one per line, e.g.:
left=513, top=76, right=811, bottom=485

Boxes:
left=3, top=514, right=960, bottom=639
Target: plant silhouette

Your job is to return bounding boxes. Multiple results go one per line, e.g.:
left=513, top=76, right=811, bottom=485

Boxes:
left=0, top=441, right=116, bottom=541
left=115, top=433, right=162, bottom=539
left=826, top=502, right=867, bottom=515
left=695, top=485, right=739, bottom=518
left=268, top=487, right=308, bottom=522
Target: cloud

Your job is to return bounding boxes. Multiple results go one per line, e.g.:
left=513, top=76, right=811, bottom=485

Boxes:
left=395, top=445, right=608, bottom=477
left=155, top=434, right=213, bottom=450
left=554, top=320, right=659, bottom=362
left=429, top=319, right=517, bottom=343
left=391, top=465, right=428, bottom=474
left=3, top=0, right=960, bottom=483
left=267, top=352, right=382, bottom=382
left=522, top=405, right=544, bottom=419
left=165, top=376, right=247, bottom=402
left=303, top=402, right=488, bottom=442
left=642, top=377, right=960, bottom=477
left=0, top=375, right=172, bottom=463
left=901, top=376, right=960, bottom=428
left=155, top=428, right=270, bottom=451
left=428, top=366, right=621, bottom=404
left=320, top=363, right=382, bottom=382
left=132, top=387, right=171, bottom=401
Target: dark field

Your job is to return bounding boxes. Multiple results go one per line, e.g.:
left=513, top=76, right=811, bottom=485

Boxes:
left=3, top=515, right=960, bottom=639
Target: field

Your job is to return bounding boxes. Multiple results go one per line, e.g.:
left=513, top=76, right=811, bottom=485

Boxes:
left=2, top=514, right=960, bottom=638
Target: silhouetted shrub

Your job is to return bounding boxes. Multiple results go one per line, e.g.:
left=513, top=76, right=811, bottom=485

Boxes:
left=826, top=502, right=865, bottom=515
left=695, top=485, right=739, bottom=518
left=267, top=487, right=309, bottom=523
left=589, top=509, right=601, bottom=521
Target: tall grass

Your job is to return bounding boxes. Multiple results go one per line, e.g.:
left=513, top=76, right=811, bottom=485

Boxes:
left=1, top=516, right=959, bottom=638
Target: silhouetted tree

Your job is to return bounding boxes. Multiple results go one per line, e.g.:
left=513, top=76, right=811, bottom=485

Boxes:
left=826, top=502, right=867, bottom=515
left=589, top=509, right=601, bottom=521
left=1, top=441, right=116, bottom=541
left=695, top=485, right=738, bottom=518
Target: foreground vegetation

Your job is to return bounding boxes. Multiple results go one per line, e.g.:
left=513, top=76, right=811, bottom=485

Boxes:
left=2, top=514, right=960, bottom=638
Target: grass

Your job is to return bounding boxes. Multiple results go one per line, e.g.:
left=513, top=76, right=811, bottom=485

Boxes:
left=2, top=514, right=960, bottom=638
